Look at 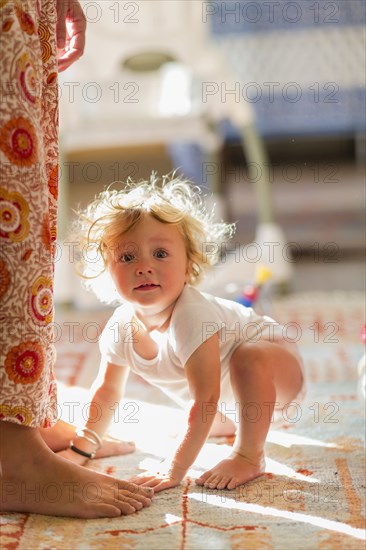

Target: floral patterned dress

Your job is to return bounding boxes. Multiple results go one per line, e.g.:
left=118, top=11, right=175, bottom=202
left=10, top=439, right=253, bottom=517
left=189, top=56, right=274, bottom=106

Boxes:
left=0, top=0, right=58, bottom=428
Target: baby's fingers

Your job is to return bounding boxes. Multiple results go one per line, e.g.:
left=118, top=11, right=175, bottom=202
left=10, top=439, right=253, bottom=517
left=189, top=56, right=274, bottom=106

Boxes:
left=128, top=474, right=157, bottom=485
left=131, top=477, right=172, bottom=492
left=150, top=479, right=180, bottom=493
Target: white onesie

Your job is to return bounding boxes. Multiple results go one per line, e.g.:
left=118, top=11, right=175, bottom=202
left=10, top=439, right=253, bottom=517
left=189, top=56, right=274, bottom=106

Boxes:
left=99, top=285, right=293, bottom=409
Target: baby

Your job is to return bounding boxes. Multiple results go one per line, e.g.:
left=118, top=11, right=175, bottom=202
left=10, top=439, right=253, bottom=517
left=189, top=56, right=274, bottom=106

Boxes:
left=61, top=174, right=305, bottom=492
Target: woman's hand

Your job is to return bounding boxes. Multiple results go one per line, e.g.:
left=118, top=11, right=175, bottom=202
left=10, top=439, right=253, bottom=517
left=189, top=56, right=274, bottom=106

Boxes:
left=56, top=0, right=86, bottom=72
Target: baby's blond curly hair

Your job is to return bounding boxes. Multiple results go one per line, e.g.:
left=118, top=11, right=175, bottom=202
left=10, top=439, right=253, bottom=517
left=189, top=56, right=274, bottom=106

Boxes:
left=73, top=173, right=235, bottom=304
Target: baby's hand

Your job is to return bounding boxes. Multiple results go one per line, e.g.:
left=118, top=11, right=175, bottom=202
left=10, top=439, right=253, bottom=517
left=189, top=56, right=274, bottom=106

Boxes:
left=128, top=472, right=182, bottom=492
left=128, top=460, right=186, bottom=492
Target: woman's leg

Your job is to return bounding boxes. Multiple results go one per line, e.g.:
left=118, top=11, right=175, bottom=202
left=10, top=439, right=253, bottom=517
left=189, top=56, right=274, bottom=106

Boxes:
left=0, top=1, right=152, bottom=516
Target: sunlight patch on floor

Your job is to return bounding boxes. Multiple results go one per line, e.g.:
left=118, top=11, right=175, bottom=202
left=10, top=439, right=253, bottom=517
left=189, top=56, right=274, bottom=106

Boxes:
left=165, top=513, right=182, bottom=525
left=189, top=493, right=366, bottom=540
left=266, top=430, right=340, bottom=449
left=265, top=458, right=319, bottom=482
left=135, top=441, right=320, bottom=484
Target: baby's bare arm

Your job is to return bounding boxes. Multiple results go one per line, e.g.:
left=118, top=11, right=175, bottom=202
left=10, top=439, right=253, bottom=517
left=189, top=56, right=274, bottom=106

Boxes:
left=130, top=334, right=221, bottom=491
left=169, top=333, right=221, bottom=475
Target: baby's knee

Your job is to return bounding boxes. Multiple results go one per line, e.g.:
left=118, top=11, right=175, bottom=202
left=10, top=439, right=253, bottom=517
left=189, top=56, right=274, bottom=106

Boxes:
left=230, top=342, right=273, bottom=378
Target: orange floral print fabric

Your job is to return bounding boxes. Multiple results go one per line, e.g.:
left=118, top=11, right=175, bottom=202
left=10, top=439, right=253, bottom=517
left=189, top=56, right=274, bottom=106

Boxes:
left=0, top=0, right=58, bottom=428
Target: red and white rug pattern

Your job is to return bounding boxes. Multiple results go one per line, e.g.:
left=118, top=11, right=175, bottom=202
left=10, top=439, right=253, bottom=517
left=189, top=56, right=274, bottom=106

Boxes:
left=1, top=292, right=365, bottom=549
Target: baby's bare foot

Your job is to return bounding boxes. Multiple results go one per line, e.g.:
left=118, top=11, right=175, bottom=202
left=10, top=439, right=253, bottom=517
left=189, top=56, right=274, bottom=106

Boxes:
left=57, top=438, right=136, bottom=466
left=195, top=452, right=265, bottom=490
left=40, top=419, right=75, bottom=451
left=94, top=437, right=135, bottom=458
left=40, top=420, right=135, bottom=458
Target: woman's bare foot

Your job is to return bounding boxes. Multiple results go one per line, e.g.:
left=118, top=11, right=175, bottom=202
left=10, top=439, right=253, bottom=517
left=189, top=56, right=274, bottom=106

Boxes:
left=40, top=420, right=135, bottom=457
left=0, top=422, right=153, bottom=518
left=195, top=451, right=265, bottom=490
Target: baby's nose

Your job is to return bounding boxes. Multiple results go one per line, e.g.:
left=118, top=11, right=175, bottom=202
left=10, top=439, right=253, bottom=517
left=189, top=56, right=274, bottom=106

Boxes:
left=136, top=262, right=152, bottom=275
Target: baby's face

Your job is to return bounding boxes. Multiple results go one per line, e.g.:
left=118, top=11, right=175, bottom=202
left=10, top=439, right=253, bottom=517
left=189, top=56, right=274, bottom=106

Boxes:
left=106, top=214, right=191, bottom=317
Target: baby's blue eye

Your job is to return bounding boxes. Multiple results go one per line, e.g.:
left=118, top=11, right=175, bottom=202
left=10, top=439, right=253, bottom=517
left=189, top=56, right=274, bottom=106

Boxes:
left=120, top=253, right=135, bottom=263
left=154, top=249, right=168, bottom=259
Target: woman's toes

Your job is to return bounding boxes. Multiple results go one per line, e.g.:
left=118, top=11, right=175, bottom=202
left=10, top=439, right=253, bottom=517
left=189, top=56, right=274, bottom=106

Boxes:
left=133, top=496, right=152, bottom=507
left=120, top=489, right=151, bottom=508
left=118, top=501, right=137, bottom=515
left=140, top=486, right=154, bottom=496
left=96, top=504, right=122, bottom=518
left=127, top=499, right=143, bottom=510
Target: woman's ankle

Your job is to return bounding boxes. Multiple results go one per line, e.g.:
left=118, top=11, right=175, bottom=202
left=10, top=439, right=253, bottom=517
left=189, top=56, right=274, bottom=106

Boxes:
left=0, top=421, right=49, bottom=471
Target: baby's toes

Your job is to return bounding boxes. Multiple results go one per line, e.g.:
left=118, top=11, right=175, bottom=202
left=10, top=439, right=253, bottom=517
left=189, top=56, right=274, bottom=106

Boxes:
left=216, top=476, right=231, bottom=490
left=227, top=477, right=240, bottom=490
left=203, top=473, right=220, bottom=488
left=195, top=470, right=212, bottom=485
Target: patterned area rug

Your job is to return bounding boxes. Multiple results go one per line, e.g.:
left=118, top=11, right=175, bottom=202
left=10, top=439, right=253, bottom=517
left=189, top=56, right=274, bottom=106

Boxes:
left=1, top=292, right=365, bottom=549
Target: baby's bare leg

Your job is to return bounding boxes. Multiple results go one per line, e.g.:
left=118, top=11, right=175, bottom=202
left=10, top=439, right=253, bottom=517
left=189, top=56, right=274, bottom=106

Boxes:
left=209, top=411, right=236, bottom=437
left=0, top=422, right=153, bottom=517
left=196, top=339, right=304, bottom=490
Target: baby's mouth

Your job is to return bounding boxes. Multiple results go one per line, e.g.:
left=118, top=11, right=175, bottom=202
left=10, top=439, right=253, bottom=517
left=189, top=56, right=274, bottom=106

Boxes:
left=135, top=283, right=160, bottom=290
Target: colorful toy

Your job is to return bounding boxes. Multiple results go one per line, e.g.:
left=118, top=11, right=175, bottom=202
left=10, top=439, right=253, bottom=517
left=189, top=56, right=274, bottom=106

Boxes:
left=237, top=265, right=272, bottom=308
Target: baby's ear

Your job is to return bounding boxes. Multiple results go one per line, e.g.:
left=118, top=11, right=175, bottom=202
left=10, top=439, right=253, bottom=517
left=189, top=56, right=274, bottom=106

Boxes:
left=185, top=259, right=193, bottom=282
